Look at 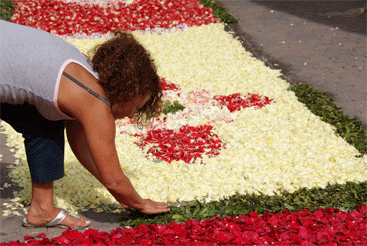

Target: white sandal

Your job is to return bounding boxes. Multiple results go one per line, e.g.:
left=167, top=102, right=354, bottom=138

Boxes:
left=22, top=209, right=90, bottom=229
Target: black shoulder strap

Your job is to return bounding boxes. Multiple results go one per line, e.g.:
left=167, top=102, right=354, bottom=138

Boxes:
left=62, top=71, right=111, bottom=106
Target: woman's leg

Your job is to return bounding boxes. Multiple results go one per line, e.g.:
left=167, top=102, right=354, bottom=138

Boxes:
left=1, top=103, right=89, bottom=227
left=27, top=182, right=55, bottom=225
left=27, top=181, right=90, bottom=227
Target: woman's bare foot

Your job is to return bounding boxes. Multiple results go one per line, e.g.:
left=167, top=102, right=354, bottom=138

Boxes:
left=26, top=205, right=90, bottom=228
left=27, top=181, right=90, bottom=228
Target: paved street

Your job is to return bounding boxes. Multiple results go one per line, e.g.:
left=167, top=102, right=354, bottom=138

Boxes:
left=219, top=0, right=366, bottom=129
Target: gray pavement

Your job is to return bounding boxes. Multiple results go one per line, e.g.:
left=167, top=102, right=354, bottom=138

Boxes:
left=1, top=0, right=366, bottom=243
left=219, top=0, right=366, bottom=130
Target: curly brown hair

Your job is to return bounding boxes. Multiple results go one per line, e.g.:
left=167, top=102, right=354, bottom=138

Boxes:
left=89, top=31, right=163, bottom=123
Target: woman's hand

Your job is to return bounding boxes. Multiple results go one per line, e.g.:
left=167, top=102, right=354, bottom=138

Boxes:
left=120, top=203, right=130, bottom=209
left=140, top=199, right=170, bottom=214
left=139, top=199, right=170, bottom=214
left=121, top=199, right=170, bottom=214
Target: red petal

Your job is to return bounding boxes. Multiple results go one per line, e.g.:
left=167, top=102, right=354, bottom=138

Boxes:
left=36, top=233, right=46, bottom=239
left=24, top=235, right=35, bottom=241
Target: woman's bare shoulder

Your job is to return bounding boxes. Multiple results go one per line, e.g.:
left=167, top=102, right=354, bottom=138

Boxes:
left=58, top=62, right=110, bottom=121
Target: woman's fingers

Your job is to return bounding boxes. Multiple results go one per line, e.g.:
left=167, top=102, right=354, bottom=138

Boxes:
left=120, top=200, right=170, bottom=214
left=120, top=203, right=132, bottom=210
left=139, top=199, right=170, bottom=214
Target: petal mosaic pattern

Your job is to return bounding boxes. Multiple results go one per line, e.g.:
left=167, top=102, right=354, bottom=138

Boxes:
left=134, top=124, right=226, bottom=164
left=1, top=0, right=366, bottom=218
left=10, top=0, right=219, bottom=35
left=4, top=205, right=367, bottom=245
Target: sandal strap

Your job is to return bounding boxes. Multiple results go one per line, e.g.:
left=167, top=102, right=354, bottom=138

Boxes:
left=44, top=209, right=81, bottom=227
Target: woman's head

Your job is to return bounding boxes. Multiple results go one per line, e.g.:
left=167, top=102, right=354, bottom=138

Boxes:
left=90, top=31, right=162, bottom=123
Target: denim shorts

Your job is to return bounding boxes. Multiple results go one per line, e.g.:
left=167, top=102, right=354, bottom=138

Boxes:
left=0, top=103, right=65, bottom=183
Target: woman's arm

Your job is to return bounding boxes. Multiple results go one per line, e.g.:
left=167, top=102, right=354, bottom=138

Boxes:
left=66, top=103, right=169, bottom=214
left=65, top=119, right=107, bottom=185
left=66, top=115, right=143, bottom=210
left=58, top=66, right=169, bottom=214
left=66, top=119, right=130, bottom=209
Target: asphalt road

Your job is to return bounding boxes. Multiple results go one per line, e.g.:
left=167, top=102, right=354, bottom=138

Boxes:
left=219, top=0, right=366, bottom=130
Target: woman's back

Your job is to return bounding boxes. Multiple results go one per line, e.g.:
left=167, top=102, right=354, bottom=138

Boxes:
left=0, top=20, right=98, bottom=120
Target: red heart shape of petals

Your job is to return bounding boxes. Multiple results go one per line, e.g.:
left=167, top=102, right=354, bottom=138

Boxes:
left=135, top=124, right=225, bottom=164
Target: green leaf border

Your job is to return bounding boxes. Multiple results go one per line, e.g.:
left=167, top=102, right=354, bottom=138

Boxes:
left=198, top=0, right=238, bottom=24
left=121, top=181, right=367, bottom=227
left=0, top=0, right=15, bottom=21
left=289, top=85, right=366, bottom=155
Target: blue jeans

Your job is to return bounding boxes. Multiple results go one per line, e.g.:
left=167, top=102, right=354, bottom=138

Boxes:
left=0, top=103, right=65, bottom=183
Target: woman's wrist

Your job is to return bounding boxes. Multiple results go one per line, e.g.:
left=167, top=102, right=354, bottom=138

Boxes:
left=105, top=178, right=145, bottom=210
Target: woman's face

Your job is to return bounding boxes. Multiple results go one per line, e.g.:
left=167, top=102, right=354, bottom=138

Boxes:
left=111, top=94, right=151, bottom=120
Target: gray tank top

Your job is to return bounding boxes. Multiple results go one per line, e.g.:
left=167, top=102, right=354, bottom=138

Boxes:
left=0, top=20, right=109, bottom=121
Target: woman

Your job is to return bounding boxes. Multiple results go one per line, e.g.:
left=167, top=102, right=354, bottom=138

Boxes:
left=0, top=20, right=170, bottom=229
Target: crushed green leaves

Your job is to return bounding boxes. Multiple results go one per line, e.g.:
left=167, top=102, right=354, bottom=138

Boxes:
left=198, top=0, right=238, bottom=24
left=162, top=100, right=185, bottom=115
